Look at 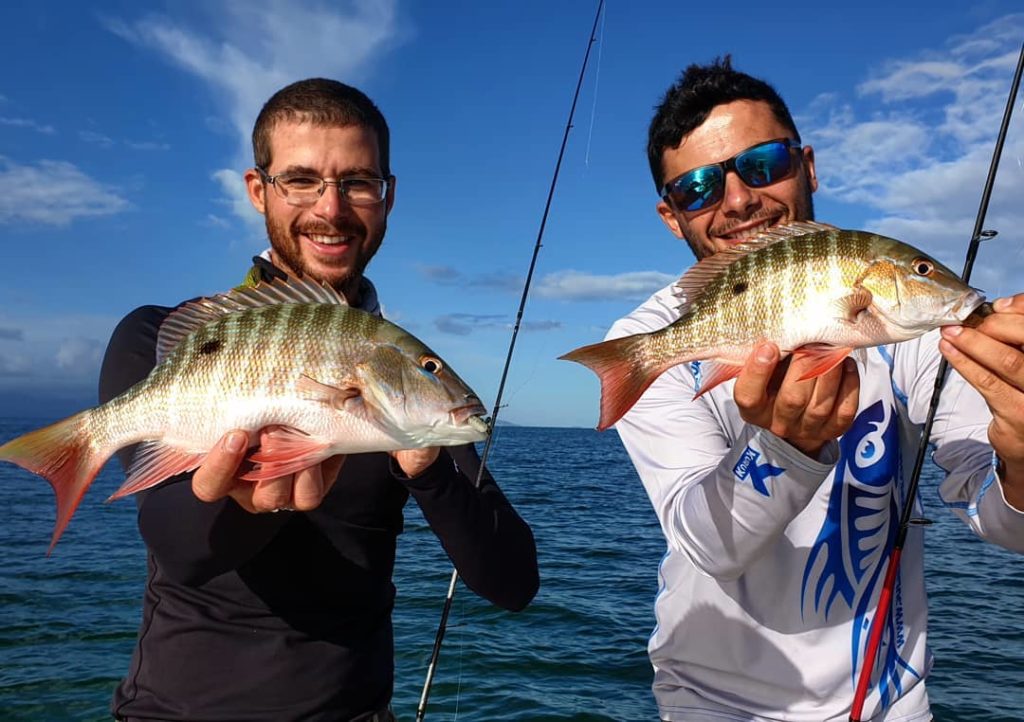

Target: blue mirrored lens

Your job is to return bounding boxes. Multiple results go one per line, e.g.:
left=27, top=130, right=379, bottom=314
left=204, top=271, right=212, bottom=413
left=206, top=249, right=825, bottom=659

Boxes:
left=735, top=142, right=793, bottom=187
left=668, top=165, right=724, bottom=212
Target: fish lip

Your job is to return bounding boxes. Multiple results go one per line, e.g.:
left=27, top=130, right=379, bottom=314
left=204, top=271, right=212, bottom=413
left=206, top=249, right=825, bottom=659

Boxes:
left=951, top=289, right=987, bottom=321
left=450, top=400, right=488, bottom=427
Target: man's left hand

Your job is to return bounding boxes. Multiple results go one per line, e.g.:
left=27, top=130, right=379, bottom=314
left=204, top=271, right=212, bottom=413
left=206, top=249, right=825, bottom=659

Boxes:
left=940, top=294, right=1024, bottom=508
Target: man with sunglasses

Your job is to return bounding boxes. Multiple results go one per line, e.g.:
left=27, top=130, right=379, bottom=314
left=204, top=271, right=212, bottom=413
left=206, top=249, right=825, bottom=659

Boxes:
left=100, top=78, right=539, bottom=722
left=605, top=57, right=1024, bottom=721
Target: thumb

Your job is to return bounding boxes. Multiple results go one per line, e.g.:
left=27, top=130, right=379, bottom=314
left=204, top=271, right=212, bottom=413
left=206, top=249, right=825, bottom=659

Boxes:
left=193, top=430, right=249, bottom=502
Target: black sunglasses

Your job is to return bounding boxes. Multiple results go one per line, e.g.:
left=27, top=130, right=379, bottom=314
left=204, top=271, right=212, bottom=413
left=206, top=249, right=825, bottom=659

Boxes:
left=661, top=138, right=802, bottom=213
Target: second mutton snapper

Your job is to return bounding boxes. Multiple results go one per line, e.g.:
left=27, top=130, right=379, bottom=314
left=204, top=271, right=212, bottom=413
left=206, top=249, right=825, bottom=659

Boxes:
left=0, top=275, right=489, bottom=552
left=561, top=221, right=985, bottom=431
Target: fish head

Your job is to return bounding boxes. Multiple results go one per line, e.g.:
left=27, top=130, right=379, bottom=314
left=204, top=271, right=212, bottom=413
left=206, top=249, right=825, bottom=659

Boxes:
left=352, top=332, right=489, bottom=447
left=859, top=244, right=985, bottom=336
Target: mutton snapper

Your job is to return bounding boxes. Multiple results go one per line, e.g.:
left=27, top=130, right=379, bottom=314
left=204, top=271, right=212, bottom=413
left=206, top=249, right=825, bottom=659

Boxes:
left=0, top=276, right=489, bottom=552
left=561, top=222, right=985, bottom=431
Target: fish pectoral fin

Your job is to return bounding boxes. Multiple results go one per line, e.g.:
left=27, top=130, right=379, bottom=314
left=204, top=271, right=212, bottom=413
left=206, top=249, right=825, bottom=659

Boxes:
left=107, top=442, right=207, bottom=501
left=693, top=359, right=744, bottom=399
left=296, top=374, right=361, bottom=410
left=240, top=426, right=334, bottom=482
left=833, top=288, right=874, bottom=324
left=792, top=344, right=854, bottom=381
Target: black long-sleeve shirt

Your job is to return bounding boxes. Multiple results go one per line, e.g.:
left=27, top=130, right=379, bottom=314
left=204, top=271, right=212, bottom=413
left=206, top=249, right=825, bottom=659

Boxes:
left=102, top=298, right=539, bottom=722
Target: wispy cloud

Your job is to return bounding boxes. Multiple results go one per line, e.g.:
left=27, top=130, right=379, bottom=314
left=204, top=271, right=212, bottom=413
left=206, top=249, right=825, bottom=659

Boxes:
left=55, top=337, right=104, bottom=372
left=536, top=270, right=678, bottom=301
left=0, top=157, right=130, bottom=225
left=0, top=313, right=118, bottom=389
left=804, top=13, right=1024, bottom=295
left=105, top=0, right=402, bottom=230
left=417, top=264, right=523, bottom=293
left=124, top=140, right=171, bottom=151
left=0, top=117, right=55, bottom=134
left=0, top=328, right=23, bottom=341
left=80, top=130, right=115, bottom=148
left=433, top=313, right=560, bottom=336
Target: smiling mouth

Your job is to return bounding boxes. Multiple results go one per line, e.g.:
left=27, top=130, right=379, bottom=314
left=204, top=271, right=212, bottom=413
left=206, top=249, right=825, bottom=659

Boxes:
left=718, top=217, right=782, bottom=243
left=304, top=233, right=353, bottom=246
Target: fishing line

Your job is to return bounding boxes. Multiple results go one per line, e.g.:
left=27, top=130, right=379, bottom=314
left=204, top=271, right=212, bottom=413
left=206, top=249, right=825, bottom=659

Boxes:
left=414, top=2, right=606, bottom=720
left=849, top=40, right=1024, bottom=722
left=584, top=3, right=605, bottom=167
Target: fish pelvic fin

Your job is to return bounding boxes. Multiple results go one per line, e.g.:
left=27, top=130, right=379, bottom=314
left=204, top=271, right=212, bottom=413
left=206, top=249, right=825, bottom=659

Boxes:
left=792, top=344, right=854, bottom=380
left=0, top=411, right=105, bottom=555
left=560, top=334, right=662, bottom=431
left=693, top=360, right=744, bottom=399
left=241, top=426, right=336, bottom=481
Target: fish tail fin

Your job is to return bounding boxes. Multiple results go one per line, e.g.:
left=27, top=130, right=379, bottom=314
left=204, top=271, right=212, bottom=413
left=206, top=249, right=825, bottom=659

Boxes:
left=0, top=411, right=106, bottom=554
left=560, top=334, right=663, bottom=431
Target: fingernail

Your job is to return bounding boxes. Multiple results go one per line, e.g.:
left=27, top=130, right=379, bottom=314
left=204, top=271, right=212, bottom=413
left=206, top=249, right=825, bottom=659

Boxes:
left=994, top=297, right=1011, bottom=311
left=755, top=343, right=775, bottom=364
left=941, top=325, right=963, bottom=338
left=224, top=431, right=246, bottom=453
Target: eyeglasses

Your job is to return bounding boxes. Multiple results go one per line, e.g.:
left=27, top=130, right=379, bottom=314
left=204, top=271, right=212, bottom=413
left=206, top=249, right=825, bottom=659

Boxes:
left=661, top=138, right=802, bottom=214
left=256, top=166, right=389, bottom=207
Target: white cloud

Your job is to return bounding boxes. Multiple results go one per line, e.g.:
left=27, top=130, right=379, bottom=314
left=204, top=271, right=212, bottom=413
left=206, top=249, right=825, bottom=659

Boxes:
left=0, top=157, right=129, bottom=226
left=106, top=0, right=402, bottom=226
left=536, top=270, right=677, bottom=301
left=79, top=129, right=115, bottom=148
left=804, top=13, right=1024, bottom=297
left=0, top=117, right=55, bottom=134
left=55, top=337, right=105, bottom=373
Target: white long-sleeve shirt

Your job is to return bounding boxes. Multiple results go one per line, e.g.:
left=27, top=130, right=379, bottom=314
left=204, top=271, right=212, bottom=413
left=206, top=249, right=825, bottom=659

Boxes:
left=607, top=282, right=1024, bottom=722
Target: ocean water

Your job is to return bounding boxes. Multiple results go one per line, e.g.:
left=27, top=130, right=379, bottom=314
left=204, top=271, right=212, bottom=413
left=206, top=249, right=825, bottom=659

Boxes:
left=0, top=421, right=1021, bottom=721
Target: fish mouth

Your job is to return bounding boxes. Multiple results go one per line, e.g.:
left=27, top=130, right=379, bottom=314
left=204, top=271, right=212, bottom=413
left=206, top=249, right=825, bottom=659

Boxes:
left=450, top=399, right=489, bottom=432
left=950, top=289, right=988, bottom=322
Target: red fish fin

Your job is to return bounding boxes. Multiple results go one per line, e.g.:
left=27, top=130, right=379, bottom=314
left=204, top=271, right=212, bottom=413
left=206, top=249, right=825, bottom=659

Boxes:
left=693, top=360, right=744, bottom=399
left=107, top=442, right=207, bottom=502
left=296, top=374, right=360, bottom=409
left=0, top=411, right=106, bottom=554
left=240, top=427, right=333, bottom=481
left=560, top=335, right=663, bottom=431
left=792, top=344, right=854, bottom=380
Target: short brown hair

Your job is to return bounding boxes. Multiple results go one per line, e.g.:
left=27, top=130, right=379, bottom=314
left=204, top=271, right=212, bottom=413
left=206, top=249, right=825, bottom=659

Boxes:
left=251, top=78, right=391, bottom=176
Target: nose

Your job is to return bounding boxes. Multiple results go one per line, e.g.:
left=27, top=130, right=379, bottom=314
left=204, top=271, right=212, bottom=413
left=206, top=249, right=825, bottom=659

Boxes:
left=720, top=170, right=760, bottom=217
left=311, top=182, right=354, bottom=220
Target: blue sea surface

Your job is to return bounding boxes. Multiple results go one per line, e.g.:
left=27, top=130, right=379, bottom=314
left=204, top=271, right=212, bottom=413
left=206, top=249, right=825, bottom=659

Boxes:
left=0, top=421, right=1021, bottom=721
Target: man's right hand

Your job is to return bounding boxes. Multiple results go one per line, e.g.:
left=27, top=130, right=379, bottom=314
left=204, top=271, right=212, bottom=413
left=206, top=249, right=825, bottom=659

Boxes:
left=733, top=341, right=860, bottom=459
left=192, top=429, right=345, bottom=513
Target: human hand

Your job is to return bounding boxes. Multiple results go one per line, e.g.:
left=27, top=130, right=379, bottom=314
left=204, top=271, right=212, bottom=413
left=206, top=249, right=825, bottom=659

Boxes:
left=940, top=294, right=1024, bottom=507
left=392, top=447, right=441, bottom=479
left=192, top=429, right=345, bottom=513
left=733, top=341, right=861, bottom=458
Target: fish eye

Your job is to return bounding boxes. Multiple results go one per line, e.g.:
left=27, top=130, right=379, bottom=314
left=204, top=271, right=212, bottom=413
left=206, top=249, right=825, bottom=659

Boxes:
left=420, top=356, right=443, bottom=374
left=911, top=257, right=935, bottom=276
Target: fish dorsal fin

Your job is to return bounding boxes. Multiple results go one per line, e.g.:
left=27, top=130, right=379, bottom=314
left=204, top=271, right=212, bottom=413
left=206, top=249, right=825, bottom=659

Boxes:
left=672, top=221, right=836, bottom=314
left=156, top=275, right=349, bottom=362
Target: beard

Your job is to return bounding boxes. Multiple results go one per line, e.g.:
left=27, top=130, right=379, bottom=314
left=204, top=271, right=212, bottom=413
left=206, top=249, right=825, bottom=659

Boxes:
left=263, top=209, right=385, bottom=300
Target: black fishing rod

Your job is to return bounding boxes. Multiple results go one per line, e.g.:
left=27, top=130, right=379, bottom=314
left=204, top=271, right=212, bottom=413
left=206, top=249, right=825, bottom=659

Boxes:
left=849, top=40, right=1024, bottom=722
left=413, top=2, right=605, bottom=720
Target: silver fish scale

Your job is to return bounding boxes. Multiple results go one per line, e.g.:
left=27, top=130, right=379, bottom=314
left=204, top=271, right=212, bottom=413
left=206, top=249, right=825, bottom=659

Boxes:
left=92, top=303, right=392, bottom=454
left=654, top=230, right=877, bottom=363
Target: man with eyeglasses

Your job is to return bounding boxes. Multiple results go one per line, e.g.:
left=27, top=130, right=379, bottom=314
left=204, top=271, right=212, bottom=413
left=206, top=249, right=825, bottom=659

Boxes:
left=604, top=57, right=1024, bottom=721
left=100, top=78, right=539, bottom=722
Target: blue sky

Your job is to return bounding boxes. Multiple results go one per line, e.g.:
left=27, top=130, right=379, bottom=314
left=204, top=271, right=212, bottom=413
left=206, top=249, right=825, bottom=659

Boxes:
left=1, top=1, right=1023, bottom=428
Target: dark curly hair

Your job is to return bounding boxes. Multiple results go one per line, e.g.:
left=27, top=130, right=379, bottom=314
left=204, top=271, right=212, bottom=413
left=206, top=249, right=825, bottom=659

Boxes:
left=647, top=55, right=799, bottom=191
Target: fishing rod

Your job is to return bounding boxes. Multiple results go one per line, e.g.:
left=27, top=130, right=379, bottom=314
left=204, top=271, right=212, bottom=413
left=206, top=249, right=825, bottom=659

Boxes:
left=849, top=40, right=1024, bottom=722
left=413, top=2, right=605, bottom=719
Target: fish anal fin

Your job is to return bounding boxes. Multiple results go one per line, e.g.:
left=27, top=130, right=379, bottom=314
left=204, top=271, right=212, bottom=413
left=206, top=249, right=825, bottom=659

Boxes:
left=693, top=360, right=744, bottom=399
left=108, top=442, right=207, bottom=502
left=241, top=426, right=334, bottom=481
left=792, top=344, right=854, bottom=381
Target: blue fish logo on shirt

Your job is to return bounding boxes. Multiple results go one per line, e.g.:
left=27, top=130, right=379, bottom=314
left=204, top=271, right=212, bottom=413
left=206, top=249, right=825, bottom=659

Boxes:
left=733, top=446, right=784, bottom=497
left=800, top=399, right=920, bottom=705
